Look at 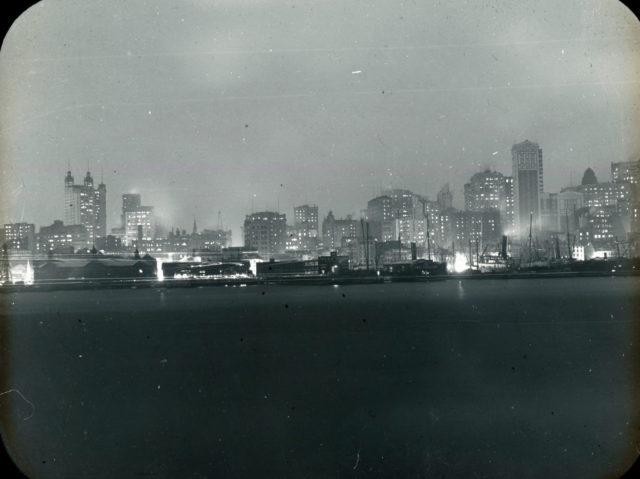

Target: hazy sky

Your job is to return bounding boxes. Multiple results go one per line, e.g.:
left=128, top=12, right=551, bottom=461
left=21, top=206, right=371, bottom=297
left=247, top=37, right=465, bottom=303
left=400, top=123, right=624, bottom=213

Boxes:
left=1, top=0, right=639, bottom=244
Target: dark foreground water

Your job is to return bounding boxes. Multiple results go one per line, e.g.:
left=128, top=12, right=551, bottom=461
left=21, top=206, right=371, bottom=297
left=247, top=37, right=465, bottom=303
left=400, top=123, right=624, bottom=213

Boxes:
left=1, top=277, right=639, bottom=478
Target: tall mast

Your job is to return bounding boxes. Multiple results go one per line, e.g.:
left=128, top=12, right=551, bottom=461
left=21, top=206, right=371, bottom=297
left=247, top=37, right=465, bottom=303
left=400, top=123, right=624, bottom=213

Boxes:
left=366, top=222, right=370, bottom=270
left=528, top=211, right=533, bottom=263
left=565, top=213, right=572, bottom=260
left=360, top=218, right=369, bottom=270
left=419, top=198, right=431, bottom=261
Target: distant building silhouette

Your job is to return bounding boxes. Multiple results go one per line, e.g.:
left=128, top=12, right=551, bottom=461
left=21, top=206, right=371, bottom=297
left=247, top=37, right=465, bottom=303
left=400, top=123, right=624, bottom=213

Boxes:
left=581, top=168, right=598, bottom=186
left=95, top=235, right=123, bottom=253
left=436, top=184, right=453, bottom=210
left=540, top=191, right=584, bottom=233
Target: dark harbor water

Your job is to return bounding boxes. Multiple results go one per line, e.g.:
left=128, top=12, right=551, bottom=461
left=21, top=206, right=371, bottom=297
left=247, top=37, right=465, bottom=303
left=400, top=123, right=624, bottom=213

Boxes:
left=1, top=277, right=639, bottom=478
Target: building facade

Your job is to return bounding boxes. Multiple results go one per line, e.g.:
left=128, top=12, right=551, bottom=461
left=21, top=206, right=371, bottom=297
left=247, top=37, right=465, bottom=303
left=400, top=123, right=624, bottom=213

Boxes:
left=452, top=210, right=501, bottom=248
left=121, top=193, right=142, bottom=229
left=290, top=204, right=319, bottom=253
left=436, top=184, right=453, bottom=210
left=464, top=169, right=514, bottom=235
left=124, top=206, right=155, bottom=246
left=38, top=220, right=89, bottom=253
left=611, top=159, right=640, bottom=186
left=366, top=189, right=431, bottom=245
left=244, top=211, right=287, bottom=257
left=322, top=211, right=359, bottom=251
left=2, top=223, right=36, bottom=252
left=512, top=140, right=543, bottom=237
left=293, top=204, right=319, bottom=232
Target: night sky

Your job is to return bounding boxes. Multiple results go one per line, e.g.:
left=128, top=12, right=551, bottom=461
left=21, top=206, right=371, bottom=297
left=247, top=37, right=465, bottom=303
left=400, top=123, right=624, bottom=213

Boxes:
left=1, top=0, right=639, bottom=244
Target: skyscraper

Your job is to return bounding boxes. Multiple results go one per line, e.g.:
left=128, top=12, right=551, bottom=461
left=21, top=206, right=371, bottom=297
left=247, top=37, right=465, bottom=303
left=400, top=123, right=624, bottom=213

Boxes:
left=94, top=181, right=107, bottom=240
left=64, top=170, right=107, bottom=245
left=512, top=140, right=543, bottom=237
left=64, top=170, right=81, bottom=226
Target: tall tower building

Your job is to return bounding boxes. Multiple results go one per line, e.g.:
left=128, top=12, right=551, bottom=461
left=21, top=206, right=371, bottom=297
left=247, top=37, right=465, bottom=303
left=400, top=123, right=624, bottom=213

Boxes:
left=64, top=170, right=82, bottom=226
left=79, top=171, right=96, bottom=241
left=95, top=181, right=107, bottom=239
left=64, top=169, right=107, bottom=245
left=512, top=140, right=543, bottom=236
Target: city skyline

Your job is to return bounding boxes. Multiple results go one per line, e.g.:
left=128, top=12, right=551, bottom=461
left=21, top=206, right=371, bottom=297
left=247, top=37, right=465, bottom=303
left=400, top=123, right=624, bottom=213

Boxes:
left=1, top=0, right=639, bottom=244
left=3, top=152, right=638, bottom=259
left=1, top=146, right=638, bottom=245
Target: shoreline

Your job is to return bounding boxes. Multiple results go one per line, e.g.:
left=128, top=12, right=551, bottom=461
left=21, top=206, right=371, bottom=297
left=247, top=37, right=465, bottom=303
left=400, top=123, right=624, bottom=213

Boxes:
left=1, top=269, right=639, bottom=293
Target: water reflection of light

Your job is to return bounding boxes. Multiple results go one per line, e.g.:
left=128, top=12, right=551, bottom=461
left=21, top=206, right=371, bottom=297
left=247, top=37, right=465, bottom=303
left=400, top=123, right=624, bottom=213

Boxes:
left=10, top=263, right=30, bottom=284
left=25, top=260, right=34, bottom=285
left=156, top=258, right=164, bottom=281
left=453, top=252, right=469, bottom=273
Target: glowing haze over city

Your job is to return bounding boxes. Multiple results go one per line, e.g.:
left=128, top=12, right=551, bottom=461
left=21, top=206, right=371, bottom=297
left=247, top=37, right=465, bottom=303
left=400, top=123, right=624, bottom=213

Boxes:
left=1, top=0, right=639, bottom=246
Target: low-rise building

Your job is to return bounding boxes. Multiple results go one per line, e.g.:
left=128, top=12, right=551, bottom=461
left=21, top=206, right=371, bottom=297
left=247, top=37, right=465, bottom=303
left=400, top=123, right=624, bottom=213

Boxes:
left=38, top=220, right=89, bottom=253
left=2, top=223, right=36, bottom=252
